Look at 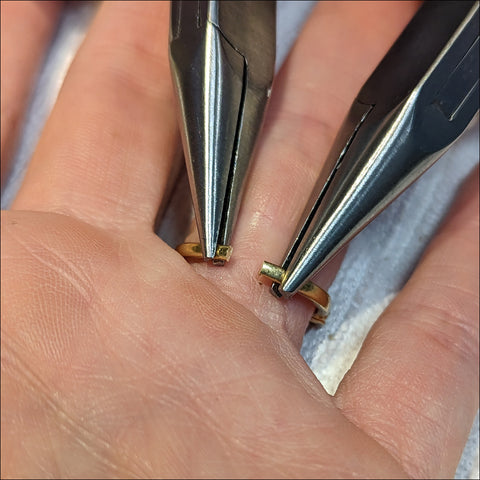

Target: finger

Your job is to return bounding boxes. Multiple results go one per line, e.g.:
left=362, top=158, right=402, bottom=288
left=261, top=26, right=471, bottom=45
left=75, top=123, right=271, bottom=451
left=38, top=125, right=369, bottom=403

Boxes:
left=12, top=1, right=180, bottom=231
left=335, top=166, right=479, bottom=478
left=187, top=1, right=420, bottom=344
left=1, top=1, right=63, bottom=187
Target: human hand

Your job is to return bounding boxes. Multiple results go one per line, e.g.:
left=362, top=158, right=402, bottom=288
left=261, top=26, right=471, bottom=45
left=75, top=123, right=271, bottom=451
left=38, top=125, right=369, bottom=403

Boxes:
left=2, top=1, right=478, bottom=478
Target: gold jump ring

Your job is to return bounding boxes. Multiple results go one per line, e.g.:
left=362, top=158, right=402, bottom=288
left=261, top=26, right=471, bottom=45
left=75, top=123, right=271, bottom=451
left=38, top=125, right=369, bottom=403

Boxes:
left=259, top=261, right=330, bottom=325
left=176, top=242, right=233, bottom=266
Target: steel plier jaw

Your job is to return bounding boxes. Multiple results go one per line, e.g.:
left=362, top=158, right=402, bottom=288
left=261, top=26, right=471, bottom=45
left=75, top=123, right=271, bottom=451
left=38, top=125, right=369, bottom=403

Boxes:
left=169, top=1, right=276, bottom=261
left=276, top=0, right=479, bottom=297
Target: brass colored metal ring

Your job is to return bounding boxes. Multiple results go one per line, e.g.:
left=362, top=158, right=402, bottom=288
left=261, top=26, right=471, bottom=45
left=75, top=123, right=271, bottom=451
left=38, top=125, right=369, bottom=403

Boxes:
left=176, top=242, right=233, bottom=265
left=259, top=261, right=330, bottom=325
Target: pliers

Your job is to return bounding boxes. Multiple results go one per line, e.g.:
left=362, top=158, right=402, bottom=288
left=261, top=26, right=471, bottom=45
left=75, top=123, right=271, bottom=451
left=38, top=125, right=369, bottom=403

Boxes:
left=169, top=1, right=276, bottom=264
left=169, top=0, right=479, bottom=324
left=262, top=0, right=479, bottom=321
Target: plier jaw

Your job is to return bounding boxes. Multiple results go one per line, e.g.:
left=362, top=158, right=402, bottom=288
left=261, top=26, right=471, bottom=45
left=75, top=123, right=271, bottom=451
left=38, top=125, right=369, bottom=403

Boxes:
left=272, top=1, right=479, bottom=306
left=169, top=1, right=276, bottom=262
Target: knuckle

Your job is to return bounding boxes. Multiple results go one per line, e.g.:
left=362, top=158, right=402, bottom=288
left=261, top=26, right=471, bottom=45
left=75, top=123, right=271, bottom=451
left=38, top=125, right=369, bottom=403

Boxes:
left=408, top=287, right=479, bottom=368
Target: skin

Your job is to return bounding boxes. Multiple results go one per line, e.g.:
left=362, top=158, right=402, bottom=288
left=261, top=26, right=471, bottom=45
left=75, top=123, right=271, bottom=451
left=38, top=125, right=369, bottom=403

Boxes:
left=0, top=1, right=63, bottom=186
left=1, top=1, right=478, bottom=478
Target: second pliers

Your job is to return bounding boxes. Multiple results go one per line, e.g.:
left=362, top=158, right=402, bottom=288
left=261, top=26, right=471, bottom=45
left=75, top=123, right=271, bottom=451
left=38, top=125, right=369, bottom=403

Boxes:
left=169, top=1, right=276, bottom=263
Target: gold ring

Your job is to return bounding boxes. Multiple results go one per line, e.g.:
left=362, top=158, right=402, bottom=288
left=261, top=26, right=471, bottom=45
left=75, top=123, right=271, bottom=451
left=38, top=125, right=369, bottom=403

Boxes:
left=259, top=261, right=330, bottom=325
left=176, top=242, right=233, bottom=266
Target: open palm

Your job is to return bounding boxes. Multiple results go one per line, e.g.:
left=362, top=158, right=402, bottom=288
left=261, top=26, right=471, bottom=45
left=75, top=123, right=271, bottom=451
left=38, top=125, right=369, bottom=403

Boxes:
left=2, top=2, right=478, bottom=478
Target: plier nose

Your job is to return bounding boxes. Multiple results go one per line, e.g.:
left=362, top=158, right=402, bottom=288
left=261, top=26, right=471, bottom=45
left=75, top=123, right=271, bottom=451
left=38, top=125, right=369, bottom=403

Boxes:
left=260, top=0, right=479, bottom=323
left=169, top=1, right=276, bottom=263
